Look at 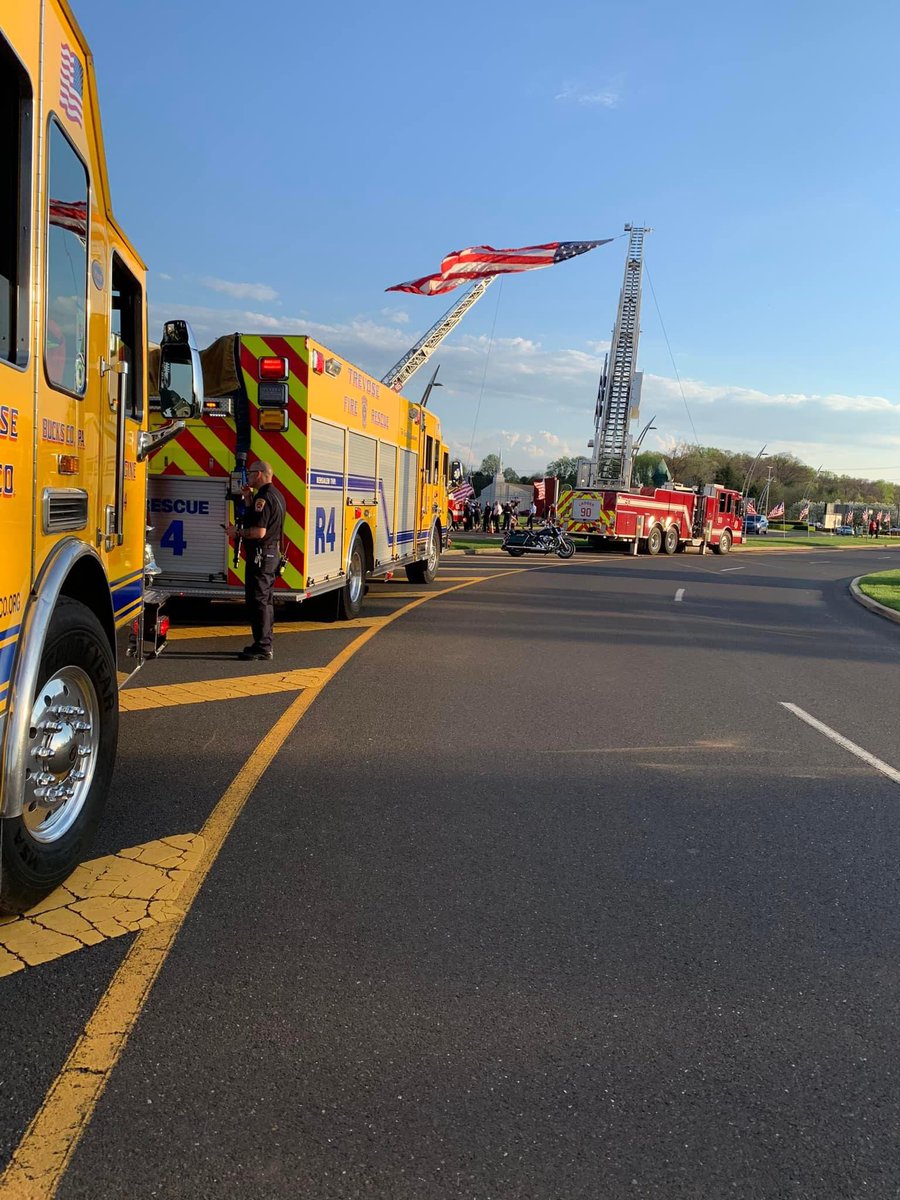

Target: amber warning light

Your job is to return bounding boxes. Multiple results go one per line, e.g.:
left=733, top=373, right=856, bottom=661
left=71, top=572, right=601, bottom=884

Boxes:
left=258, top=356, right=288, bottom=381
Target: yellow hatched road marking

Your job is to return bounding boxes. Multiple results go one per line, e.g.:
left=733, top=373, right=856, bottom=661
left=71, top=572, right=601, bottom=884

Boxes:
left=119, top=667, right=331, bottom=711
left=0, top=835, right=204, bottom=978
left=0, top=565, right=545, bottom=1198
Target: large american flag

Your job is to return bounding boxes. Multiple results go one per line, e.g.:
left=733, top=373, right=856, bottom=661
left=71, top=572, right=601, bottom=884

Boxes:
left=768, top=502, right=784, bottom=519
left=60, top=43, right=84, bottom=126
left=387, top=240, right=613, bottom=296
left=449, top=482, right=474, bottom=502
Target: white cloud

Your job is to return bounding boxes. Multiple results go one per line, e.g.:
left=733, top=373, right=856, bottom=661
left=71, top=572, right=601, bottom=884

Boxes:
left=381, top=308, right=410, bottom=324
left=554, top=81, right=620, bottom=108
left=199, top=277, right=279, bottom=302
left=148, top=296, right=900, bottom=481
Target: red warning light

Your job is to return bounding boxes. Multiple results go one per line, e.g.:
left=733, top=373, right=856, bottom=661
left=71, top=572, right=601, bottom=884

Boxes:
left=311, top=350, right=325, bottom=375
left=258, top=356, right=288, bottom=381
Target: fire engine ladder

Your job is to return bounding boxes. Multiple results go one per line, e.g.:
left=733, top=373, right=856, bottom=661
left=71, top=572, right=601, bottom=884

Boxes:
left=588, top=224, right=650, bottom=488
left=381, top=277, right=496, bottom=392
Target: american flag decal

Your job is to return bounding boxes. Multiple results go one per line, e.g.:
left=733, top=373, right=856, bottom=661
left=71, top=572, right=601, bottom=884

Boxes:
left=60, top=43, right=84, bottom=126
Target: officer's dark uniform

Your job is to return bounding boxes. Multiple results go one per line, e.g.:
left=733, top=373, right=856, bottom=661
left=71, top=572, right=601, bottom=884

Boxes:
left=241, top=482, right=285, bottom=656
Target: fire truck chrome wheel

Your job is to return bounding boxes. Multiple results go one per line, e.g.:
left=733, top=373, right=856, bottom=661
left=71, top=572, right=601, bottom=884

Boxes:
left=1, top=598, right=117, bottom=915
left=646, top=525, right=663, bottom=555
left=405, top=526, right=441, bottom=583
left=663, top=525, right=679, bottom=555
left=338, top=537, right=366, bottom=619
left=23, top=667, right=100, bottom=842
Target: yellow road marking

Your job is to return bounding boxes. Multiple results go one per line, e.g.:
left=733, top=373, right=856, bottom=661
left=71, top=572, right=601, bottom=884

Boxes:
left=119, top=667, right=331, bottom=711
left=0, top=836, right=204, bottom=978
left=0, top=565, right=538, bottom=1198
left=164, top=615, right=387, bottom=641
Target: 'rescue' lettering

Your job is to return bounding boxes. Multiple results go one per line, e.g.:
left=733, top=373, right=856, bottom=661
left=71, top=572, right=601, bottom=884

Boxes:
left=0, top=407, right=19, bottom=439
left=149, top=497, right=210, bottom=514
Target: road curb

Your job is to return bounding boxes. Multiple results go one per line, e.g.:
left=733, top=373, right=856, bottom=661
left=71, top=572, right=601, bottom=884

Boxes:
left=850, top=577, right=900, bottom=625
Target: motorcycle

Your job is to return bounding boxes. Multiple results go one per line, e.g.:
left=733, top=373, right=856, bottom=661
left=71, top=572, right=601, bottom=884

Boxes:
left=501, top=522, right=576, bottom=559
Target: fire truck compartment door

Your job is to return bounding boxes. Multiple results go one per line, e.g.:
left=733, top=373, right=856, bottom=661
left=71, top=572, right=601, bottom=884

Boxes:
left=308, top=418, right=345, bottom=583
left=148, top=476, right=229, bottom=578
left=376, top=443, right=397, bottom=563
left=397, top=448, right=417, bottom=554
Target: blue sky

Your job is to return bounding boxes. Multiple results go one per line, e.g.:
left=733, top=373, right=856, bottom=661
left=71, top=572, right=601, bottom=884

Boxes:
left=79, top=0, right=900, bottom=481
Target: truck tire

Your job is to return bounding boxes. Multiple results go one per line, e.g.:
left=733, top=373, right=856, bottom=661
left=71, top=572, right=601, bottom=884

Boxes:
left=0, top=598, right=118, bottom=915
left=713, top=529, right=733, bottom=555
left=663, top=525, right=679, bottom=555
left=406, top=526, right=441, bottom=583
left=646, top=525, right=663, bottom=556
left=337, top=535, right=366, bottom=619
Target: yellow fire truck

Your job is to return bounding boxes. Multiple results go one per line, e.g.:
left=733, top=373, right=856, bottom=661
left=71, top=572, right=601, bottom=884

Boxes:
left=0, top=2, right=201, bottom=912
left=147, top=334, right=457, bottom=615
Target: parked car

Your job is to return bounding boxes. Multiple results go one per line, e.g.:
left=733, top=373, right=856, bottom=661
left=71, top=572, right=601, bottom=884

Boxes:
left=836, top=525, right=855, bottom=536
left=743, top=514, right=769, bottom=535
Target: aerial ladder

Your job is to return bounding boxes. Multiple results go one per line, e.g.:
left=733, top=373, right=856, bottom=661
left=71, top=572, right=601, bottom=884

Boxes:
left=576, top=224, right=651, bottom=489
left=380, top=278, right=496, bottom=392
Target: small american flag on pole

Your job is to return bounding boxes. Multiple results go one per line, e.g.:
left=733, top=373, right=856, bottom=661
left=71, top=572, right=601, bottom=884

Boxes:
left=767, top=502, right=784, bottom=519
left=746, top=500, right=758, bottom=516
left=387, top=240, right=613, bottom=296
left=60, top=44, right=84, bottom=126
left=798, top=502, right=810, bottom=522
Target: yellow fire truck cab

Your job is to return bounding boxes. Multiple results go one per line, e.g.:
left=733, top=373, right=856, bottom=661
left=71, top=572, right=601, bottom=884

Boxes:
left=147, top=333, right=459, bottom=615
left=0, top=1, right=202, bottom=912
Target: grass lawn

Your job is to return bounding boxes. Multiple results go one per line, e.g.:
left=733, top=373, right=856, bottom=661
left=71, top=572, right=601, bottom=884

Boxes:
left=857, top=570, right=900, bottom=613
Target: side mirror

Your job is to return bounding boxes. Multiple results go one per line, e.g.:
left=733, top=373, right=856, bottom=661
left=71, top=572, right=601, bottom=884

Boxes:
left=449, top=459, right=464, bottom=487
left=158, top=320, right=203, bottom=420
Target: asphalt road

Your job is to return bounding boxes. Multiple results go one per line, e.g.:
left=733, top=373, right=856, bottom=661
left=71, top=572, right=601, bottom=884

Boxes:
left=3, top=543, right=900, bottom=1199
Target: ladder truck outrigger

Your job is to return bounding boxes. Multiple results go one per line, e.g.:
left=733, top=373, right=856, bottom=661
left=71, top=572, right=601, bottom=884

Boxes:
left=557, top=226, right=743, bottom=555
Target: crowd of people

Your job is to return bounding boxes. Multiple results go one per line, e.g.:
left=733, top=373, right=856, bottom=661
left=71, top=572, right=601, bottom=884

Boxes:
left=449, top=498, right=542, bottom=534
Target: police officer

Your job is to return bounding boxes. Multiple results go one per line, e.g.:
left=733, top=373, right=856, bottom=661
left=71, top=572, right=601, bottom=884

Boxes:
left=225, top=460, right=285, bottom=661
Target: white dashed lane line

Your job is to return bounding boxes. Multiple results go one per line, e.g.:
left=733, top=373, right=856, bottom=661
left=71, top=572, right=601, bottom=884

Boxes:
left=781, top=702, right=900, bottom=786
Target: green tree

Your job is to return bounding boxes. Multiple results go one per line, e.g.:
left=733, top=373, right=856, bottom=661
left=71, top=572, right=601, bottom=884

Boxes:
left=503, top=467, right=520, bottom=483
left=546, top=456, right=579, bottom=488
left=479, top=454, right=501, bottom=477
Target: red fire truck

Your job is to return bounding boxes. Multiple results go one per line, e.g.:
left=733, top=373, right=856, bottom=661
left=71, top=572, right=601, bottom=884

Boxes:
left=558, top=483, right=744, bottom=555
